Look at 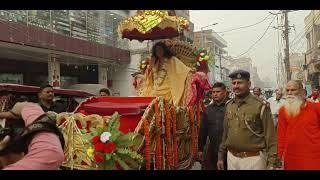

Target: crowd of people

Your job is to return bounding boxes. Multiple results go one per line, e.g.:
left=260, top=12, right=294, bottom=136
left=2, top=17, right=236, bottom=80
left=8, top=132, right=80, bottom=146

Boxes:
left=1, top=41, right=320, bottom=170
left=1, top=69, right=320, bottom=170
left=198, top=69, right=320, bottom=170
left=1, top=67, right=320, bottom=170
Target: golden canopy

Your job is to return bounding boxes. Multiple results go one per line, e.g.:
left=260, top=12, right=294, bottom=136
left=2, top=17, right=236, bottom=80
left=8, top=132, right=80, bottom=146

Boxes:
left=118, top=10, right=189, bottom=41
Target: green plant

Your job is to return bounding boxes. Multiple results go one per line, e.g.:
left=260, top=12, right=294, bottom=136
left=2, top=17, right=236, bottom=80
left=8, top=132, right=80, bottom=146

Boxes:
left=84, top=112, right=144, bottom=170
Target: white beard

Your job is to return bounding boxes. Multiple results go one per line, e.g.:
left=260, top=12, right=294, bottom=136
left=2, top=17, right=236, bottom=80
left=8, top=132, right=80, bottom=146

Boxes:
left=283, top=95, right=303, bottom=118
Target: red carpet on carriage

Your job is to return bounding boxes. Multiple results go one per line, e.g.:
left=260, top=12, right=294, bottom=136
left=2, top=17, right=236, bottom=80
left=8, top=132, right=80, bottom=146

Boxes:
left=75, top=96, right=156, bottom=134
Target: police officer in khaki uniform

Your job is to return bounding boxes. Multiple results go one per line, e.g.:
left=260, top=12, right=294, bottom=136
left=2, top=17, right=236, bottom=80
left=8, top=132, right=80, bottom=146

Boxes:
left=217, top=70, right=279, bottom=170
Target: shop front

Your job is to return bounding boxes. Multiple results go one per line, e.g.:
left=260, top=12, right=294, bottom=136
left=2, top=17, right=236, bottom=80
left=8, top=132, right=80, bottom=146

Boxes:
left=0, top=17, right=130, bottom=89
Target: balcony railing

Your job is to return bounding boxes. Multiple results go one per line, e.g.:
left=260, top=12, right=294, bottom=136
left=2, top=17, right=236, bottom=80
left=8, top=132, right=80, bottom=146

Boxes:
left=0, top=10, right=129, bottom=50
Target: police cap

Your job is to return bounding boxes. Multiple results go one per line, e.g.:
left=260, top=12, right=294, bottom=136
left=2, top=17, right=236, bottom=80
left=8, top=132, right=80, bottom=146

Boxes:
left=228, top=69, right=250, bottom=80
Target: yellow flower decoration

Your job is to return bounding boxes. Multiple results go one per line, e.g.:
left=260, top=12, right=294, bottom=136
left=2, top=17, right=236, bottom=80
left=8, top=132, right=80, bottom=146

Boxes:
left=87, top=147, right=94, bottom=159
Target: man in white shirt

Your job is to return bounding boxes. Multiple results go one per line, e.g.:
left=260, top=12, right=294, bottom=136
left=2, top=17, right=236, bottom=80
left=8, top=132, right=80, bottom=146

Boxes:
left=268, top=89, right=285, bottom=128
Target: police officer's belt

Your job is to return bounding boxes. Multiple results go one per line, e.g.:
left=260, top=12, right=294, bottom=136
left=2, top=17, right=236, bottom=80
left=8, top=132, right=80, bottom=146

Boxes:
left=228, top=148, right=260, bottom=158
left=0, top=114, right=65, bottom=155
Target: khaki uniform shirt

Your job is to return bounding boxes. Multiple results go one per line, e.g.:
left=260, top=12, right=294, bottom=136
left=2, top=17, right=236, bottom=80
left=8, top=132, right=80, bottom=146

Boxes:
left=218, top=93, right=278, bottom=168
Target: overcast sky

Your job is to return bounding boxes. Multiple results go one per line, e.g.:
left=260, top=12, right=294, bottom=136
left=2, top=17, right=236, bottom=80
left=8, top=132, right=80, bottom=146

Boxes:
left=190, top=10, right=310, bottom=85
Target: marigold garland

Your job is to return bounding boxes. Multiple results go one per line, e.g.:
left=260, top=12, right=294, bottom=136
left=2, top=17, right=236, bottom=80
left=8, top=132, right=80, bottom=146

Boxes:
left=188, top=106, right=197, bottom=158
left=164, top=101, right=173, bottom=169
left=171, top=106, right=179, bottom=167
left=143, top=118, right=151, bottom=170
left=154, top=99, right=162, bottom=170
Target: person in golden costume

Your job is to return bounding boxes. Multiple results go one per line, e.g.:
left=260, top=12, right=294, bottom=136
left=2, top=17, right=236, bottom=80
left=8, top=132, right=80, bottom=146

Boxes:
left=141, top=41, right=192, bottom=106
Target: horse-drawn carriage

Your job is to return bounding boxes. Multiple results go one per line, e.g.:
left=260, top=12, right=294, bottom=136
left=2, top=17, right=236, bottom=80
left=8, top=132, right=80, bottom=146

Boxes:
left=56, top=10, right=214, bottom=170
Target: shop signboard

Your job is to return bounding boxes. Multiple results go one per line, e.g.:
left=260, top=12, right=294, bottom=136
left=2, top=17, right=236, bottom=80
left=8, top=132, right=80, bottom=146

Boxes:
left=0, top=73, right=23, bottom=84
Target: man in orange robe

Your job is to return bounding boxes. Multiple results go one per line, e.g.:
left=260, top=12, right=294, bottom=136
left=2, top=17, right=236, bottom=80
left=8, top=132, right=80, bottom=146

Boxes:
left=277, top=80, right=320, bottom=170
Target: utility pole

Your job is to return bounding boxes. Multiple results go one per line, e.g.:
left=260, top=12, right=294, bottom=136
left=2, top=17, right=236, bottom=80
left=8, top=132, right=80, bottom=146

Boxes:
left=283, top=10, right=291, bottom=82
left=271, top=10, right=296, bottom=83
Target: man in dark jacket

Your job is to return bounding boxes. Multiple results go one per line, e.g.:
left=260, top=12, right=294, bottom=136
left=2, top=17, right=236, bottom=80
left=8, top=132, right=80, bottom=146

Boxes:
left=38, top=85, right=66, bottom=113
left=198, top=82, right=228, bottom=170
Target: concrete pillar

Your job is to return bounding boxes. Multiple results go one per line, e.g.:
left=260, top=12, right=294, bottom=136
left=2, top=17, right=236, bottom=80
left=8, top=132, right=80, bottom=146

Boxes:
left=98, top=64, right=108, bottom=87
left=48, top=54, right=60, bottom=88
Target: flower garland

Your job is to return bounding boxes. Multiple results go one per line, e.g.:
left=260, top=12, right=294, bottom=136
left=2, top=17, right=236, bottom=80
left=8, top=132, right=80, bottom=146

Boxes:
left=171, top=106, right=179, bottom=167
left=154, top=99, right=162, bottom=170
left=164, top=100, right=173, bottom=169
left=188, top=106, right=197, bottom=158
left=143, top=118, right=151, bottom=170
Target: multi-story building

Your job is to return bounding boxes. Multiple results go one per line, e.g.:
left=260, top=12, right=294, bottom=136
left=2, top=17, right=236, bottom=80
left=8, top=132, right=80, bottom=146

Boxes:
left=305, top=10, right=320, bottom=86
left=227, top=57, right=263, bottom=88
left=193, top=29, right=228, bottom=83
left=251, top=66, right=264, bottom=88
left=0, top=10, right=131, bottom=94
left=228, top=57, right=253, bottom=73
left=289, top=53, right=305, bottom=81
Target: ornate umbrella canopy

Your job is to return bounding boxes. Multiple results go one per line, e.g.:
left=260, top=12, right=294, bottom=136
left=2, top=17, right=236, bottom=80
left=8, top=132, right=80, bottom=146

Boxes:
left=118, top=10, right=189, bottom=41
